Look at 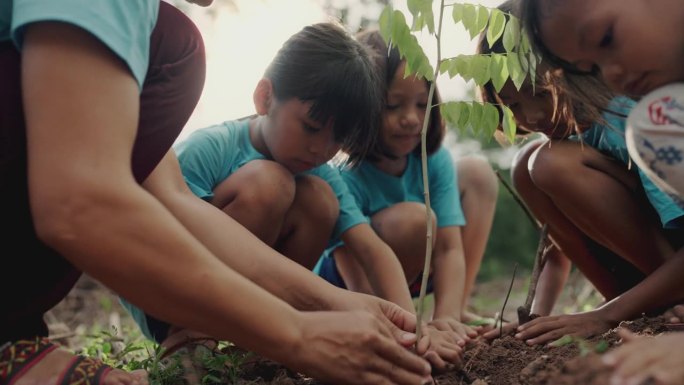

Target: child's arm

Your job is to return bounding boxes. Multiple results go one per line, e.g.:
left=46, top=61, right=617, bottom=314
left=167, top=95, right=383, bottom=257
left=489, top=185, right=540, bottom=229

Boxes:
left=429, top=226, right=477, bottom=340
left=341, top=224, right=416, bottom=313
left=516, top=246, right=684, bottom=345
left=483, top=245, right=571, bottom=339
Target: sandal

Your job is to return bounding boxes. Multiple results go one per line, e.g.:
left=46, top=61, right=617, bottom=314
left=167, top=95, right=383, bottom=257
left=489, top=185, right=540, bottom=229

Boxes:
left=0, top=337, right=113, bottom=385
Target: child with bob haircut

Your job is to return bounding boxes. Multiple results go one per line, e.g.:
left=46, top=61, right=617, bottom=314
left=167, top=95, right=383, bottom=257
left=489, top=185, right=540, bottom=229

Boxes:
left=315, top=28, right=500, bottom=367
left=120, top=21, right=439, bottom=382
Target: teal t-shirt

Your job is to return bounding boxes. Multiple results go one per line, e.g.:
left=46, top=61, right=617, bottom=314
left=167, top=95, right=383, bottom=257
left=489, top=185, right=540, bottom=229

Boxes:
left=579, top=97, right=684, bottom=228
left=340, top=146, right=466, bottom=229
left=175, top=118, right=367, bottom=240
left=1, top=0, right=159, bottom=88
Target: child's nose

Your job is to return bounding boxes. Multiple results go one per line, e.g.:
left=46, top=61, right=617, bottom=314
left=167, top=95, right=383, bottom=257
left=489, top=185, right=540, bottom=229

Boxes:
left=600, top=63, right=625, bottom=89
left=402, top=109, right=421, bottom=128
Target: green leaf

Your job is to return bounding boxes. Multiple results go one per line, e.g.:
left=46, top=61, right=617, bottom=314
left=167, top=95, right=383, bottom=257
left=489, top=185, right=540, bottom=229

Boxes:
left=379, top=5, right=394, bottom=43
left=455, top=55, right=473, bottom=81
left=452, top=3, right=464, bottom=23
left=486, top=9, right=506, bottom=47
left=468, top=102, right=484, bottom=135
left=549, top=335, right=574, bottom=347
left=457, top=102, right=471, bottom=132
left=461, top=4, right=478, bottom=39
left=441, top=101, right=464, bottom=130
left=474, top=5, right=490, bottom=40
left=594, top=340, right=610, bottom=353
left=490, top=54, right=509, bottom=93
left=501, top=105, right=517, bottom=144
left=482, top=102, right=500, bottom=139
left=507, top=52, right=527, bottom=90
left=470, top=54, right=492, bottom=86
left=502, top=16, right=521, bottom=52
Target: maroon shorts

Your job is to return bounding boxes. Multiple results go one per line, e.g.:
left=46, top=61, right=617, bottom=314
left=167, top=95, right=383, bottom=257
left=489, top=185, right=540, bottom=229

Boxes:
left=0, top=2, right=205, bottom=343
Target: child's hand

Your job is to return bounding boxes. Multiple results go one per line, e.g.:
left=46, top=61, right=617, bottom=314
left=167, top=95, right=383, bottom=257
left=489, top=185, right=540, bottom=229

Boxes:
left=603, top=328, right=684, bottom=385
left=429, top=316, right=478, bottom=344
left=416, top=323, right=464, bottom=371
left=482, top=320, right=519, bottom=340
left=663, top=304, right=684, bottom=323
left=514, top=311, right=613, bottom=345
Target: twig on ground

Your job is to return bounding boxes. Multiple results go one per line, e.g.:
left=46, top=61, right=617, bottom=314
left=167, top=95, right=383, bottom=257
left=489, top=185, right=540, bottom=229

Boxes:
left=499, top=263, right=518, bottom=337
left=517, top=224, right=550, bottom=325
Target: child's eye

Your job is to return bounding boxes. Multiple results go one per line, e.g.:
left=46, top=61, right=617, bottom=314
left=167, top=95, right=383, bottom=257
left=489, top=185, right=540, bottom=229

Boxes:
left=599, top=25, right=614, bottom=48
left=385, top=104, right=399, bottom=111
left=417, top=103, right=428, bottom=109
left=303, top=123, right=320, bottom=133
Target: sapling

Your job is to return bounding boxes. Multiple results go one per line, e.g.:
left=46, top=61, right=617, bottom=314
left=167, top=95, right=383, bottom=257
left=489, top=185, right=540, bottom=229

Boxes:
left=379, top=0, right=538, bottom=341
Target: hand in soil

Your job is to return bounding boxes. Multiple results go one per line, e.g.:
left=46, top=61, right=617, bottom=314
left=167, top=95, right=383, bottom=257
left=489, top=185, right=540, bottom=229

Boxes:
left=429, top=317, right=478, bottom=343
left=482, top=320, right=519, bottom=340
left=292, top=310, right=432, bottom=385
left=415, top=323, right=465, bottom=370
left=514, top=310, right=613, bottom=345
left=603, top=328, right=684, bottom=385
left=663, top=304, right=684, bottom=323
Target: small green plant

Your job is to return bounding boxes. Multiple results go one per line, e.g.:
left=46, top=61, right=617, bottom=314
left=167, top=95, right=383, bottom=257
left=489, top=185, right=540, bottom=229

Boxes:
left=79, top=327, right=251, bottom=384
left=549, top=335, right=610, bottom=356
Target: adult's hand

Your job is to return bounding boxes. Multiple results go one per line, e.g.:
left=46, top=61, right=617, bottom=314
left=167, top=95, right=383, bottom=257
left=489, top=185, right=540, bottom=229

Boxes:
left=288, top=310, right=433, bottom=385
left=603, top=329, right=684, bottom=385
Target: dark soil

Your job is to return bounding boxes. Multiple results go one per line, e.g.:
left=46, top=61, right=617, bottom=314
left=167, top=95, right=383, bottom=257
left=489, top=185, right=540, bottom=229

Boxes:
left=47, top=275, right=671, bottom=385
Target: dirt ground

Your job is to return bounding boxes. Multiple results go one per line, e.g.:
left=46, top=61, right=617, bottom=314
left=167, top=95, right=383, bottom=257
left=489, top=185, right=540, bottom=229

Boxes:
left=46, top=274, right=670, bottom=384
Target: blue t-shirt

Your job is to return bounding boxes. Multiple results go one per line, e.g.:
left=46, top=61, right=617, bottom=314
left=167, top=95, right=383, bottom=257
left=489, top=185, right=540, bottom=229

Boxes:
left=1, top=0, right=159, bottom=88
left=339, top=146, right=466, bottom=229
left=175, top=119, right=367, bottom=240
left=578, top=97, right=684, bottom=228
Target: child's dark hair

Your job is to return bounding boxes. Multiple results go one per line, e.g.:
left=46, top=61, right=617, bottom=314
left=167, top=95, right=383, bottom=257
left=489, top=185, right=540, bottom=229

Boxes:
left=478, top=0, right=614, bottom=137
left=354, top=28, right=445, bottom=161
left=518, top=0, right=617, bottom=122
left=264, top=21, right=381, bottom=167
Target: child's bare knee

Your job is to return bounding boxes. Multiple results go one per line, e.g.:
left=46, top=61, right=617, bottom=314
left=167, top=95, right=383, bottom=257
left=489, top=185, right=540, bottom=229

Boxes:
left=294, top=175, right=339, bottom=225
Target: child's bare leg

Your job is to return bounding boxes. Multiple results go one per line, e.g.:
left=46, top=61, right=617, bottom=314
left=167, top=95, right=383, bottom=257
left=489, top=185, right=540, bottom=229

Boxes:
left=512, top=139, right=622, bottom=299
left=372, top=202, right=436, bottom=282
left=210, top=160, right=295, bottom=246
left=276, top=175, right=338, bottom=269
left=335, top=202, right=435, bottom=294
left=530, top=141, right=672, bottom=275
left=456, top=155, right=498, bottom=320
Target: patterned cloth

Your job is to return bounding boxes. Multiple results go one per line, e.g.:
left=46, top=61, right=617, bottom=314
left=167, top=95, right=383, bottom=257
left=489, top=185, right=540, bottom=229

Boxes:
left=0, top=337, right=112, bottom=385
left=626, top=83, right=684, bottom=206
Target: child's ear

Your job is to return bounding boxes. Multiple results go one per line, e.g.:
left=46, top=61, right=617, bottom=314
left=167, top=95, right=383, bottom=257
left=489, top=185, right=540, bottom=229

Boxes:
left=253, top=78, right=273, bottom=115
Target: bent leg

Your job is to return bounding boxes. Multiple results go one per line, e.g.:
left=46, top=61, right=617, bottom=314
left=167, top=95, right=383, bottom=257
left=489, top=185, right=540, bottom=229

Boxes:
left=530, top=140, right=672, bottom=275
left=276, top=175, right=339, bottom=269
left=456, top=155, right=498, bottom=316
left=210, top=159, right=295, bottom=247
